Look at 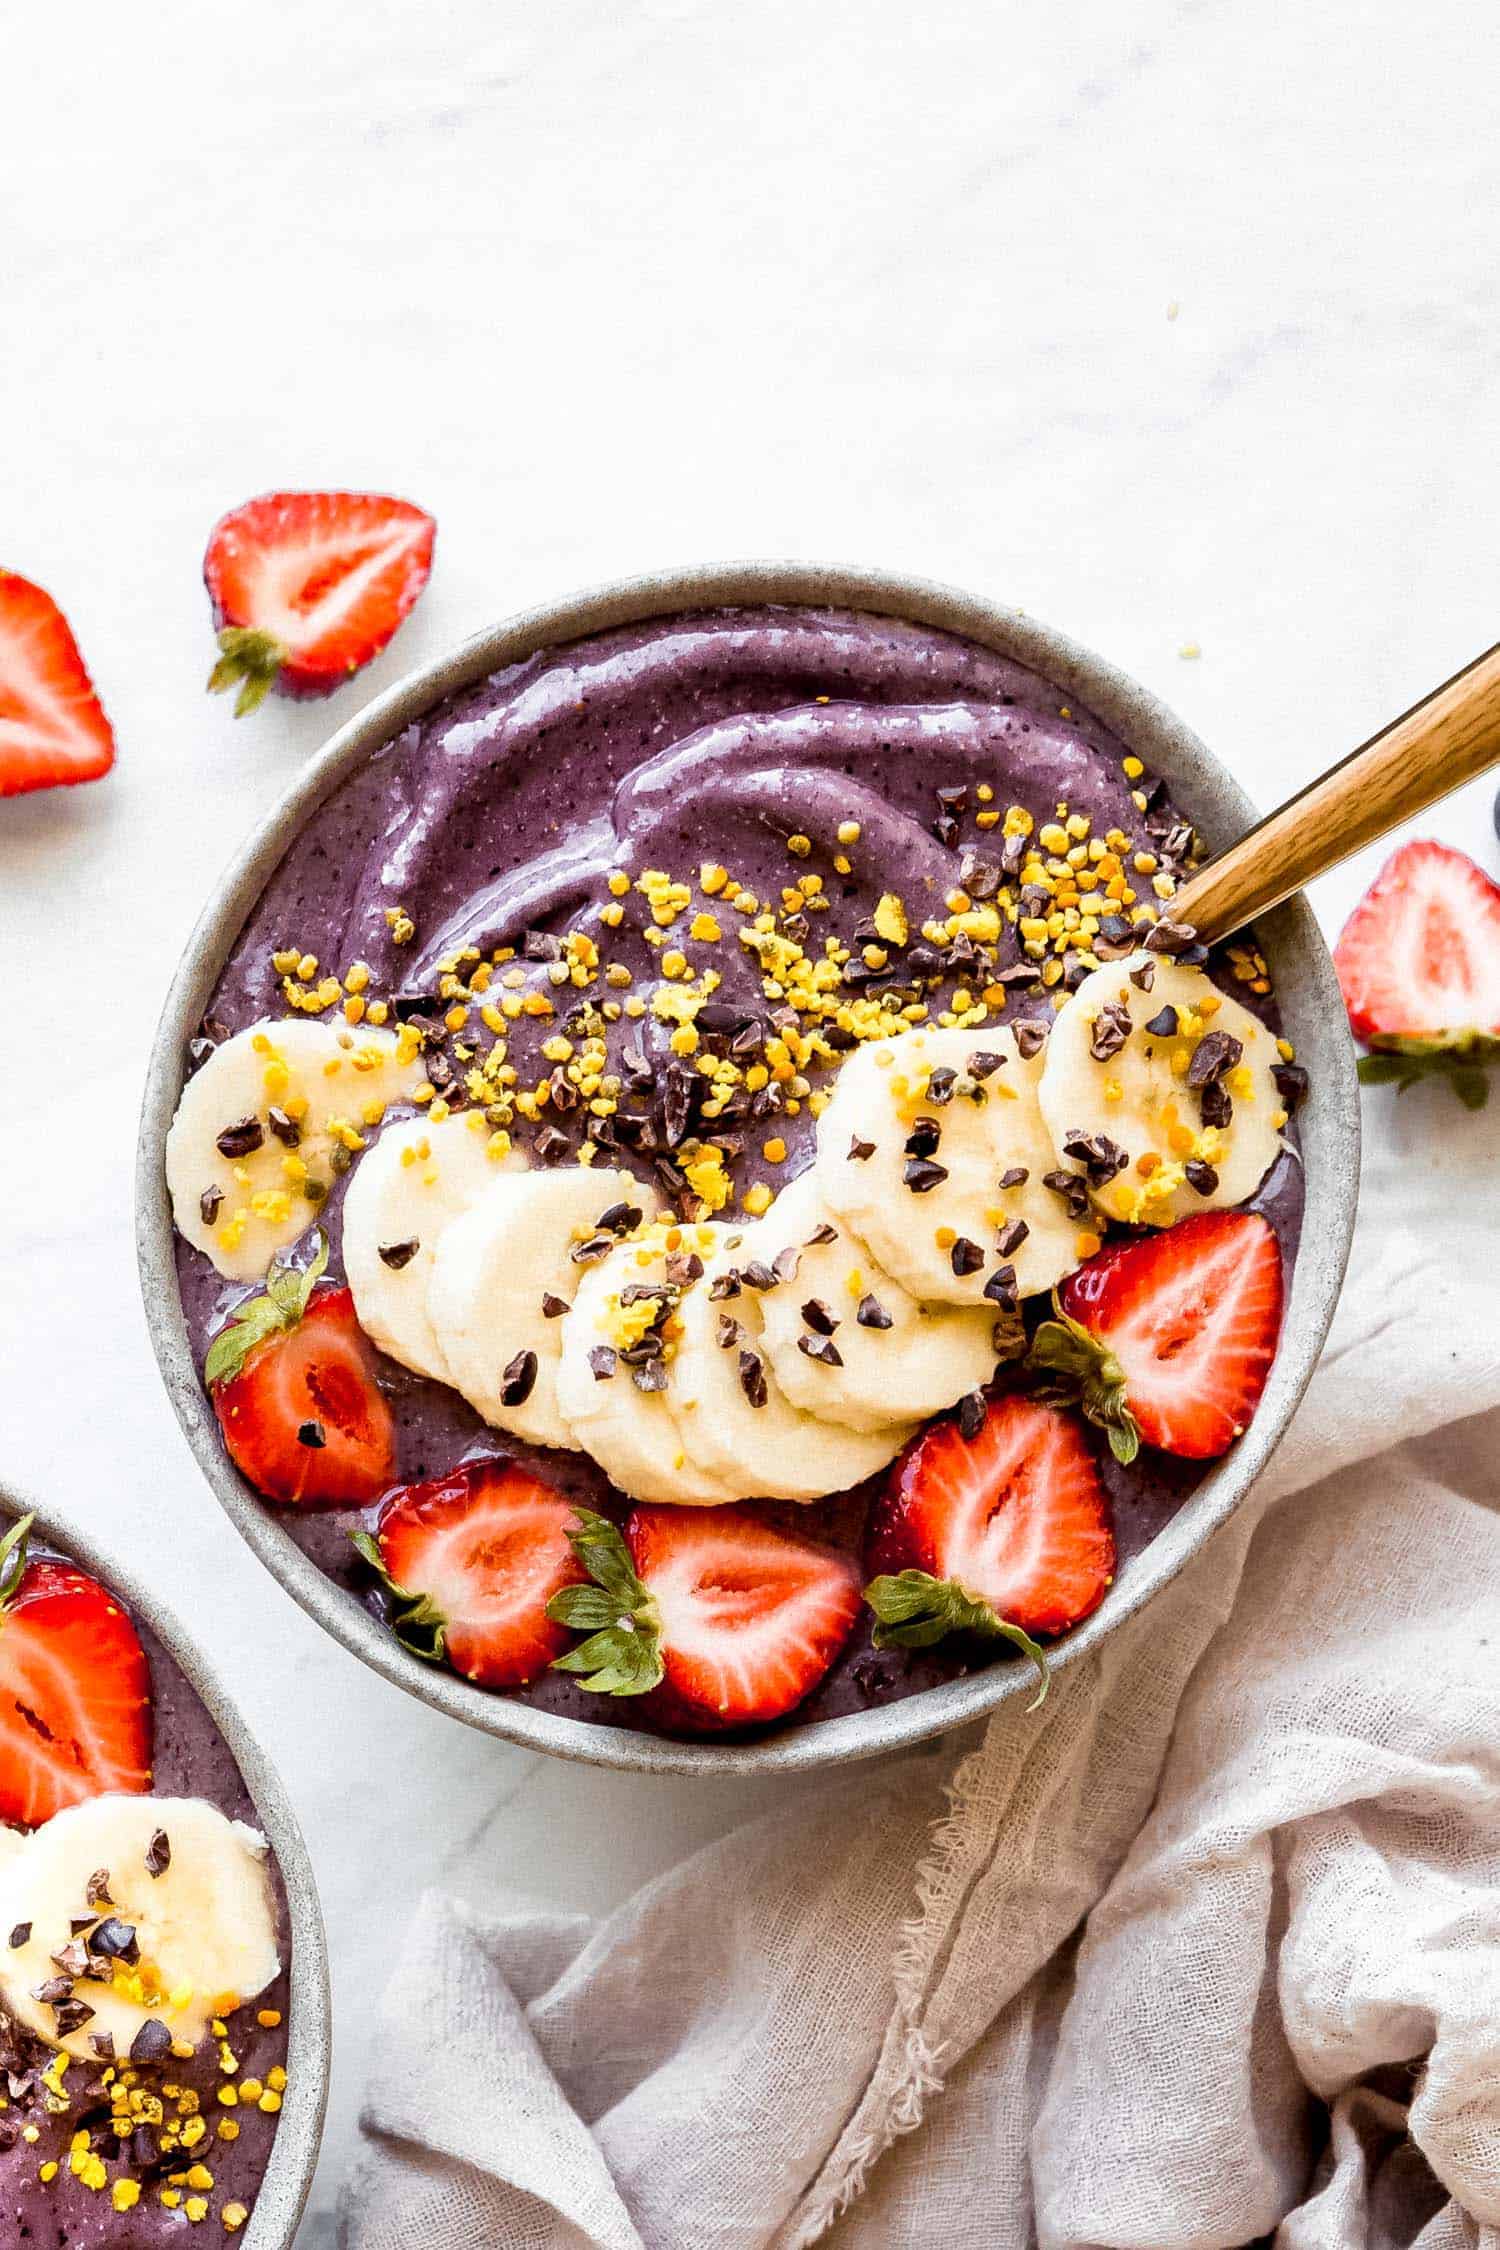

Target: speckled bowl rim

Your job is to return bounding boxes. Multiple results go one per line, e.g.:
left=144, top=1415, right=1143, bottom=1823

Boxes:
left=0, top=1485, right=330, bottom=2249
left=136, top=561, right=1360, bottom=1778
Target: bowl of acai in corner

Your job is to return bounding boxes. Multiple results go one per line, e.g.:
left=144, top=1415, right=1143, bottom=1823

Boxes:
left=0, top=1491, right=329, bottom=2245
left=137, top=562, right=1359, bottom=1777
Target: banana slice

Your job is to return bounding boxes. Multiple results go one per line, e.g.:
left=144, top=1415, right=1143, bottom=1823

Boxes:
left=0, top=1794, right=279, bottom=2062
left=555, top=1220, right=742, bottom=1505
left=747, top=1170, right=994, bottom=1434
left=427, top=1165, right=663, bottom=1450
left=815, top=1023, right=1079, bottom=1305
left=343, top=1112, right=514, bottom=1381
left=168, top=1017, right=428, bottom=1282
left=1037, top=955, right=1285, bottom=1226
left=668, top=1215, right=914, bottom=1497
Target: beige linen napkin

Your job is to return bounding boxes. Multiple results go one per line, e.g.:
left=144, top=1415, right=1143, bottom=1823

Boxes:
left=340, top=1125, right=1500, bottom=2250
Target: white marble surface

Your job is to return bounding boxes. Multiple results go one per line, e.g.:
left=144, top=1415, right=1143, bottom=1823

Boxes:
left=2, top=1, right=1498, bottom=2236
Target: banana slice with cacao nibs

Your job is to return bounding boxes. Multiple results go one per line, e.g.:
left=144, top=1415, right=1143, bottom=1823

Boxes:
left=0, top=1794, right=279, bottom=2064
left=746, top=1169, right=992, bottom=1435
left=342, top=1111, right=517, bottom=1380
left=426, top=1164, right=662, bottom=1449
left=166, top=1017, right=427, bottom=1282
left=813, top=1023, right=1081, bottom=1305
left=1037, top=954, right=1287, bottom=1227
left=554, top=1220, right=742, bottom=1505
left=668, top=1216, right=913, bottom=1496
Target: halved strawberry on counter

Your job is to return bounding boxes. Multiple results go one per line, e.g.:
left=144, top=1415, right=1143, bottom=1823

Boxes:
left=863, top=1397, right=1114, bottom=1702
left=0, top=569, right=116, bottom=799
left=353, top=1462, right=585, bottom=1690
left=548, top=1506, right=862, bottom=1731
left=1030, top=1210, right=1284, bottom=1463
left=0, top=1516, right=153, bottom=1827
left=204, top=490, right=436, bottom=715
left=1334, top=838, right=1500, bottom=1109
left=206, top=1234, right=396, bottom=1505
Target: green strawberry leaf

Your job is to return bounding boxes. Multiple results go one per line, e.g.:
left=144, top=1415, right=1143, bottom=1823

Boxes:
left=0, top=1514, right=34, bottom=1613
left=551, top=1620, right=664, bottom=1697
left=863, top=1569, right=1049, bottom=1708
left=546, top=1509, right=663, bottom=1696
left=204, top=1231, right=329, bottom=1389
left=349, top=1529, right=448, bottom=1666
left=547, top=1584, right=630, bottom=1633
left=208, top=626, right=288, bottom=719
left=1357, top=1033, right=1499, bottom=1109
left=1027, top=1306, right=1141, bottom=1466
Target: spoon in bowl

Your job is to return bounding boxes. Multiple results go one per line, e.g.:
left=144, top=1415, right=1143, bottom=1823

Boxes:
left=1172, top=642, right=1500, bottom=942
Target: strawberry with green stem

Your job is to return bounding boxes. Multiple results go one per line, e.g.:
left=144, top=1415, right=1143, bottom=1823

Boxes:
left=1029, top=1211, right=1284, bottom=1464
left=206, top=1233, right=396, bottom=1505
left=204, top=491, right=436, bottom=715
left=0, top=1515, right=153, bottom=1828
left=863, top=1395, right=1116, bottom=1706
left=1334, top=839, right=1500, bottom=1110
left=548, top=1505, right=863, bottom=1730
left=352, top=1462, right=585, bottom=1690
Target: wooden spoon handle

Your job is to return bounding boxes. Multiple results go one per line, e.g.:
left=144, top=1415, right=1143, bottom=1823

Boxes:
left=1172, top=641, right=1500, bottom=943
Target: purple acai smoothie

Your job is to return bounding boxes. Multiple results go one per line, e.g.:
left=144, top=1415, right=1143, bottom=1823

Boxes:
left=0, top=1519, right=292, bottom=2246
left=172, top=606, right=1304, bottom=1734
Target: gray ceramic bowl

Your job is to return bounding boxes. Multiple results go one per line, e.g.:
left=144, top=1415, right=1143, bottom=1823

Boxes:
left=137, top=562, right=1360, bottom=1777
left=0, top=1486, right=330, bottom=2248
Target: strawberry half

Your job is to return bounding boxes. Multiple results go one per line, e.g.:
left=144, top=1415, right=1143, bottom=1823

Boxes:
left=1334, top=840, right=1500, bottom=1108
left=0, top=569, right=116, bottom=799
left=864, top=1397, right=1113, bottom=1691
left=0, top=1517, right=153, bottom=1828
left=204, top=490, right=436, bottom=714
left=354, top=1462, right=585, bottom=1690
left=206, top=1235, right=396, bottom=1506
left=1035, top=1210, right=1284, bottom=1462
left=549, top=1505, right=862, bottom=1731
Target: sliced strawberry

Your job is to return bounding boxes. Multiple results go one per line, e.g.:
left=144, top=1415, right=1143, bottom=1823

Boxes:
left=866, top=1398, right=1114, bottom=1654
left=204, top=490, right=436, bottom=713
left=549, top=1505, right=861, bottom=1731
left=0, top=570, right=116, bottom=798
left=207, top=1239, right=395, bottom=1505
left=1335, top=840, right=1500, bottom=1040
left=355, top=1462, right=585, bottom=1690
left=1333, top=840, right=1500, bottom=1107
left=0, top=1517, right=153, bottom=1828
left=1043, top=1210, right=1284, bottom=1461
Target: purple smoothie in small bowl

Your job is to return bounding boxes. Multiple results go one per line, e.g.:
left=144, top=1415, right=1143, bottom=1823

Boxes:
left=160, top=593, right=1310, bottom=1745
left=0, top=1500, right=326, bottom=2247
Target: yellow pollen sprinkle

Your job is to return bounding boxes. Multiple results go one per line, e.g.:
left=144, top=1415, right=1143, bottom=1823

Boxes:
left=607, top=871, right=630, bottom=896
left=786, top=834, right=812, bottom=858
left=762, top=1137, right=787, bottom=1164
left=873, top=894, right=908, bottom=946
left=836, top=820, right=861, bottom=845
left=741, top=1182, right=772, bottom=1216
